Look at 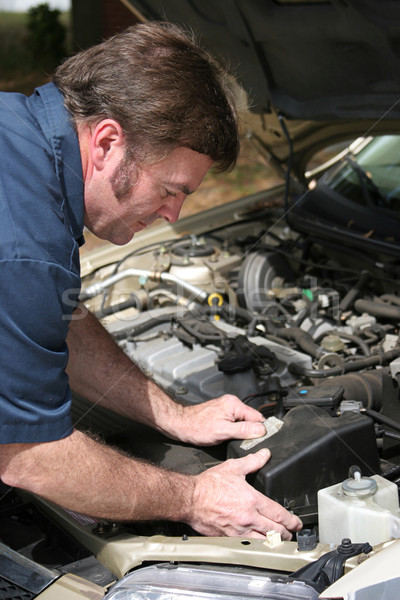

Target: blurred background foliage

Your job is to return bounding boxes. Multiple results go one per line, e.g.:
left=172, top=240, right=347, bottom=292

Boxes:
left=0, top=2, right=70, bottom=94
left=26, top=3, right=67, bottom=68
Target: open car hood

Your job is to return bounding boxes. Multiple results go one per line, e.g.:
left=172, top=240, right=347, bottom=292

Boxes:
left=126, top=0, right=400, bottom=174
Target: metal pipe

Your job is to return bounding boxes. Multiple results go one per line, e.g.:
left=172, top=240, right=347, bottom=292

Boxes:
left=80, top=268, right=208, bottom=303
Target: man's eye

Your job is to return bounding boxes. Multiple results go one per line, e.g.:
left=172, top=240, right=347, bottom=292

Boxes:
left=164, top=189, right=177, bottom=198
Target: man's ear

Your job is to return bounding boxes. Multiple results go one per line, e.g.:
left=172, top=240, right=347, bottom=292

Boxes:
left=89, top=119, right=125, bottom=171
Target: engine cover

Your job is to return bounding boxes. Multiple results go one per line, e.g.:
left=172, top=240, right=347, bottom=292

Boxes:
left=228, top=405, right=380, bottom=515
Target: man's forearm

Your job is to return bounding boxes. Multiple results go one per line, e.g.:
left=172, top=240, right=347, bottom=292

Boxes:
left=0, top=430, right=194, bottom=523
left=66, top=307, right=184, bottom=436
left=0, top=430, right=302, bottom=539
left=66, top=307, right=271, bottom=447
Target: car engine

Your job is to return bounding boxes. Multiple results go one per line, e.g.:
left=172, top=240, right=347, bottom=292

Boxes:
left=2, top=195, right=400, bottom=596
left=77, top=198, right=400, bottom=528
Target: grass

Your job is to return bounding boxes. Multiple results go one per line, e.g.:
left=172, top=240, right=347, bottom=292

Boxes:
left=0, top=13, right=29, bottom=73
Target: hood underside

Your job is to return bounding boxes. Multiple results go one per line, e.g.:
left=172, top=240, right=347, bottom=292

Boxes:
left=125, top=0, right=400, bottom=167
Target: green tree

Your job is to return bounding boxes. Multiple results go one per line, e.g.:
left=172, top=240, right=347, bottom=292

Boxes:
left=26, top=3, right=66, bottom=69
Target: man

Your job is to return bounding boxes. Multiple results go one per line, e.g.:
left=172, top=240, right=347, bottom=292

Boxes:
left=0, top=22, right=301, bottom=539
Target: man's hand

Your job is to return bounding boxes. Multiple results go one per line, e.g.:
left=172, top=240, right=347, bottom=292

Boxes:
left=190, top=448, right=302, bottom=540
left=173, top=395, right=266, bottom=446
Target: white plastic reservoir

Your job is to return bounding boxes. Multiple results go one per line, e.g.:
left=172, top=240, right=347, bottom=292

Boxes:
left=318, top=469, right=400, bottom=547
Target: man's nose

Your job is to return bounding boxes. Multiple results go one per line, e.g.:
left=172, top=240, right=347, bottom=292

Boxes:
left=158, top=196, right=186, bottom=223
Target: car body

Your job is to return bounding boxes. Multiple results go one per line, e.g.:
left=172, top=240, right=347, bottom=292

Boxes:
left=2, top=1, right=400, bottom=599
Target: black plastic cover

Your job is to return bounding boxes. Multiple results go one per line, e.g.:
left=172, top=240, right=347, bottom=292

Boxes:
left=228, top=405, right=380, bottom=510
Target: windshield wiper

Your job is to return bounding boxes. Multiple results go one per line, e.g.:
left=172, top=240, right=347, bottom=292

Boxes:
left=344, top=156, right=385, bottom=207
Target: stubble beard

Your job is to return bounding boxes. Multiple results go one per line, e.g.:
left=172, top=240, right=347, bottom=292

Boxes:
left=110, top=153, right=138, bottom=201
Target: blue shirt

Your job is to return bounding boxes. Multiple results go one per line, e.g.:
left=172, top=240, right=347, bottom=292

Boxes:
left=0, top=82, right=84, bottom=443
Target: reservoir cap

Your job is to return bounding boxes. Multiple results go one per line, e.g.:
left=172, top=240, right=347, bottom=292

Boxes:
left=342, top=470, right=377, bottom=497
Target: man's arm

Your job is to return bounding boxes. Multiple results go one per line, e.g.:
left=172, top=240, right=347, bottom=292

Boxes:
left=0, top=431, right=301, bottom=539
left=56, top=307, right=302, bottom=537
left=66, top=307, right=267, bottom=445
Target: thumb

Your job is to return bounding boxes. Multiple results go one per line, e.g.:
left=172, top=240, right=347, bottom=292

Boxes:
left=230, top=448, right=271, bottom=477
left=228, top=420, right=267, bottom=440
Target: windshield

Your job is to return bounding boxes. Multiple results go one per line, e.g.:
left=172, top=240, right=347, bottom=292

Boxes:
left=289, top=135, right=400, bottom=253
left=321, top=135, right=400, bottom=212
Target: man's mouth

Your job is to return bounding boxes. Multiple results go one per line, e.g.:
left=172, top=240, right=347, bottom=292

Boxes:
left=135, top=219, right=155, bottom=231
left=138, top=215, right=160, bottom=228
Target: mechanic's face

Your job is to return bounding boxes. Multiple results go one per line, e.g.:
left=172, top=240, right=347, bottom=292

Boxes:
left=84, top=146, right=213, bottom=245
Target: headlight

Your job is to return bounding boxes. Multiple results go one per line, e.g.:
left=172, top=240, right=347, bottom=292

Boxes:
left=104, top=563, right=319, bottom=600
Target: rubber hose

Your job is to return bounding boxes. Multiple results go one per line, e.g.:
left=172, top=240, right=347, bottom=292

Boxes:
left=364, top=408, right=400, bottom=433
left=113, top=314, right=175, bottom=341
left=354, top=299, right=400, bottom=321
left=95, top=296, right=141, bottom=319
left=339, top=270, right=370, bottom=312
left=379, top=295, right=400, bottom=307
left=289, top=348, right=400, bottom=378
left=270, top=326, right=322, bottom=359
left=382, top=429, right=400, bottom=442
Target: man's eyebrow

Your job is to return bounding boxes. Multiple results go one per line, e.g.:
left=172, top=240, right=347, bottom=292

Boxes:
left=164, top=181, right=194, bottom=195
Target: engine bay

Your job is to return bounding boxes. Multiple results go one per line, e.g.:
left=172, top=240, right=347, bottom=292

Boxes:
left=79, top=199, right=400, bottom=527
left=2, top=196, right=400, bottom=594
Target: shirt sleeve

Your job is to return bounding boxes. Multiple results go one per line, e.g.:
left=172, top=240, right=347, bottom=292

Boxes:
left=0, top=258, right=81, bottom=443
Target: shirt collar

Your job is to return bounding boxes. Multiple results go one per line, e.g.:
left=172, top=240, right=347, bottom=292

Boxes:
left=28, top=82, right=85, bottom=245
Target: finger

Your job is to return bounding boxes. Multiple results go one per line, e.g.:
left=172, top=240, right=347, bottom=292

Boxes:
left=243, top=530, right=268, bottom=540
left=222, top=396, right=265, bottom=423
left=222, top=419, right=266, bottom=440
left=257, top=498, right=303, bottom=534
left=224, top=448, right=271, bottom=477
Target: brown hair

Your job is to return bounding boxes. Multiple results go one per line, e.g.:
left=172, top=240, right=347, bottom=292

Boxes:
left=54, top=21, right=240, bottom=172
